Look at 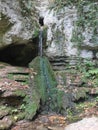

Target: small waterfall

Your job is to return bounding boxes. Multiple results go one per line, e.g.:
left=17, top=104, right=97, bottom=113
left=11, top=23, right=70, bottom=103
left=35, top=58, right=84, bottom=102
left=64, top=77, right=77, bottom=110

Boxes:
left=39, top=27, right=43, bottom=57
left=38, top=24, right=54, bottom=110
left=39, top=26, right=52, bottom=89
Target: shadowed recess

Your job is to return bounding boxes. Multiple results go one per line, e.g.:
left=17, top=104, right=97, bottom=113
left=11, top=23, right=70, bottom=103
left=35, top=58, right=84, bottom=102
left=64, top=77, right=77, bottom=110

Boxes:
left=0, top=43, right=38, bottom=66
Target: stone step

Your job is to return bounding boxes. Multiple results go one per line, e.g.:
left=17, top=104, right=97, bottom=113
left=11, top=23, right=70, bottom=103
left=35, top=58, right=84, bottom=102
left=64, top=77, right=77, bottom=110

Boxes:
left=8, top=72, right=29, bottom=83
left=49, top=56, right=82, bottom=70
left=51, top=62, right=66, bottom=66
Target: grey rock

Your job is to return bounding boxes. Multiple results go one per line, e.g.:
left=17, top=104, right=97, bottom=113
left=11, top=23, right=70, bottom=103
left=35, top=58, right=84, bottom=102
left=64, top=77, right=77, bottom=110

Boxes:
left=65, top=117, right=98, bottom=130
left=0, top=0, right=38, bottom=47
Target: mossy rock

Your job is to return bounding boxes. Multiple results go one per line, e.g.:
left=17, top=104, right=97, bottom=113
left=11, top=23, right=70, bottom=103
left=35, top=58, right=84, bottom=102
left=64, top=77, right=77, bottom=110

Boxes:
left=24, top=56, right=49, bottom=119
left=25, top=56, right=72, bottom=119
left=13, top=90, right=26, bottom=97
left=67, top=115, right=82, bottom=123
left=25, top=56, right=75, bottom=118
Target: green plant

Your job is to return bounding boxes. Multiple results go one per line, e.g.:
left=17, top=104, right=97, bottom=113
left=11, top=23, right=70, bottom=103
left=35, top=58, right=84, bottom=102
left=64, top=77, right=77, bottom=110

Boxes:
left=14, top=90, right=26, bottom=97
left=95, top=96, right=98, bottom=102
left=75, top=59, right=98, bottom=87
left=88, top=68, right=98, bottom=75
left=33, top=28, right=39, bottom=38
left=20, top=104, right=26, bottom=110
left=11, top=109, right=18, bottom=114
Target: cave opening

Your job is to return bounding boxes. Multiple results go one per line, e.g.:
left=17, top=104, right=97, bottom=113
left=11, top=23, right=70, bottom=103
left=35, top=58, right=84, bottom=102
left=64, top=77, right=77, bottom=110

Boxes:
left=0, top=17, right=46, bottom=67
left=0, top=43, right=38, bottom=66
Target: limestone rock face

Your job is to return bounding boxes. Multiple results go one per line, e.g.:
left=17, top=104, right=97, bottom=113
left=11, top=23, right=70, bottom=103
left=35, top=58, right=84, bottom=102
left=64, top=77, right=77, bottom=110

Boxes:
left=35, top=0, right=98, bottom=59
left=0, top=0, right=98, bottom=60
left=0, top=0, right=38, bottom=47
left=65, top=117, right=98, bottom=130
left=35, top=0, right=78, bottom=57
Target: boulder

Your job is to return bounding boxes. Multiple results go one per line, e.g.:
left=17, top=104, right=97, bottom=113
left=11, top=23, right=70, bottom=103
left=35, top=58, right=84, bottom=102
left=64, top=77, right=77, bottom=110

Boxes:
left=65, top=117, right=98, bottom=130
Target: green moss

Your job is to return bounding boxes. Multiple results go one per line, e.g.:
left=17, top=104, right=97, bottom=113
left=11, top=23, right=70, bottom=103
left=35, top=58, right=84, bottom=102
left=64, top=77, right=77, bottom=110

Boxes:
left=29, top=56, right=46, bottom=103
left=24, top=90, right=41, bottom=120
left=28, top=56, right=67, bottom=115
left=43, top=56, right=57, bottom=87
left=7, top=73, right=14, bottom=80
left=7, top=72, right=29, bottom=85
left=67, top=115, right=82, bottom=123
left=25, top=102, right=39, bottom=119
left=14, top=90, right=26, bottom=97
left=66, top=107, right=82, bottom=123
left=30, top=56, right=57, bottom=97
left=0, top=106, right=11, bottom=114
left=33, top=28, right=39, bottom=38
left=27, top=56, right=76, bottom=116
left=15, top=112, right=25, bottom=121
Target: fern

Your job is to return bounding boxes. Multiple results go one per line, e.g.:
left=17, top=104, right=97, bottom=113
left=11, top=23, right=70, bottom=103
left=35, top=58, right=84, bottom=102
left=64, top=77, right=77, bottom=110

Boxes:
left=88, top=69, right=98, bottom=75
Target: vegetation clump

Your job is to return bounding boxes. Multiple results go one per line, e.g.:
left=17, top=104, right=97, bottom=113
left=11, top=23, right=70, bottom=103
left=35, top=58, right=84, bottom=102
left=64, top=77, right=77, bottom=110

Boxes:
left=71, top=1, right=98, bottom=48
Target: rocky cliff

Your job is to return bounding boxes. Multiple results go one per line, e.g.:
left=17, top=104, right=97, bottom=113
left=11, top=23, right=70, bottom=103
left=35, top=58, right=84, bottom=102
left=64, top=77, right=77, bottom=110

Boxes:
left=0, top=0, right=38, bottom=47
left=0, top=0, right=98, bottom=62
left=36, top=0, right=98, bottom=60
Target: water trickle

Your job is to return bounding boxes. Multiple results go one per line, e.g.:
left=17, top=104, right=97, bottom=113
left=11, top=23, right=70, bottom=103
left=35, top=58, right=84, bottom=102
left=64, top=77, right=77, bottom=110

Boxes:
left=39, top=25, right=51, bottom=87
left=38, top=19, right=54, bottom=110
left=39, top=28, right=43, bottom=57
left=38, top=16, right=44, bottom=56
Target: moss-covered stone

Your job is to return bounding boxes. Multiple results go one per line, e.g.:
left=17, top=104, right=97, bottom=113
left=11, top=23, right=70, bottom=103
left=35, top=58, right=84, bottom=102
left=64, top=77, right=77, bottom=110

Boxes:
left=67, top=115, right=82, bottom=123
left=25, top=56, right=75, bottom=119
left=25, top=56, right=55, bottom=119
left=13, top=90, right=26, bottom=97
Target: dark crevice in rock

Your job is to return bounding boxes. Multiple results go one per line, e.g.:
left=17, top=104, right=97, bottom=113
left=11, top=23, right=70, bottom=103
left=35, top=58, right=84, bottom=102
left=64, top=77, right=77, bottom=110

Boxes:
left=15, top=79, right=27, bottom=82
left=49, top=56, right=81, bottom=70
left=0, top=43, right=38, bottom=66
left=74, top=97, right=87, bottom=104
left=88, top=94, right=98, bottom=100
left=0, top=96, right=24, bottom=107
left=8, top=72, right=29, bottom=75
left=74, top=93, right=98, bottom=104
